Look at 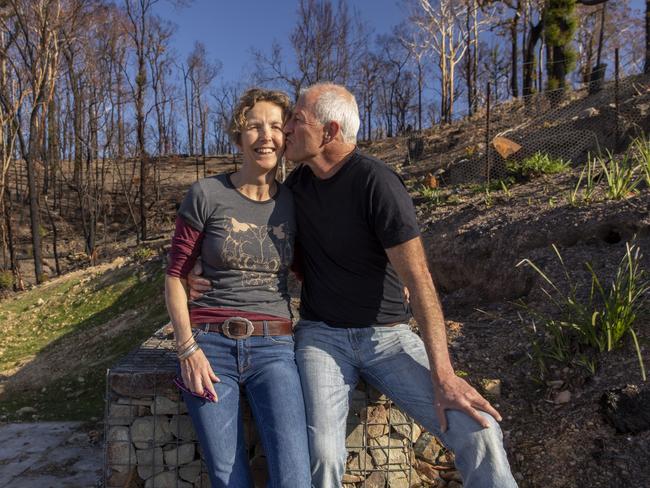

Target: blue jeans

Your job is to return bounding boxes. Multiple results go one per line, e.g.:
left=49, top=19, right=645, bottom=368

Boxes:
left=294, top=320, right=518, bottom=488
left=182, top=328, right=311, bottom=488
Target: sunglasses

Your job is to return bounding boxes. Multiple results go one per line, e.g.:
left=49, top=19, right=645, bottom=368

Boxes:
left=173, top=376, right=217, bottom=402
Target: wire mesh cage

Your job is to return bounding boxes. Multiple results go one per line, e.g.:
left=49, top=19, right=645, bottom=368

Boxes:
left=104, top=326, right=430, bottom=487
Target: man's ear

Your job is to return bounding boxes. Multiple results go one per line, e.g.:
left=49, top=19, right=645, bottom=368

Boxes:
left=323, top=121, right=341, bottom=142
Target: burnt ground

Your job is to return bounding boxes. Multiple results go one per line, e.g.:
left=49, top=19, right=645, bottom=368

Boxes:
left=410, top=168, right=650, bottom=488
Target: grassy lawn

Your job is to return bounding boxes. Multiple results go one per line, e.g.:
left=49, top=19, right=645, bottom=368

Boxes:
left=0, top=259, right=169, bottom=421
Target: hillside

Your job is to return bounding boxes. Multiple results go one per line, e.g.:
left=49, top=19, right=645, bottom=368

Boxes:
left=1, top=77, right=650, bottom=487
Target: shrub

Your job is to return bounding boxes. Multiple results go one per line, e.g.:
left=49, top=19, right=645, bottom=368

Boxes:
left=0, top=270, right=13, bottom=291
left=517, top=242, right=648, bottom=381
left=507, top=152, right=570, bottom=178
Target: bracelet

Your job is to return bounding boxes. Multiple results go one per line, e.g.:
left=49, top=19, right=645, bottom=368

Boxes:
left=177, top=342, right=200, bottom=361
left=176, top=333, right=196, bottom=351
left=177, top=337, right=197, bottom=355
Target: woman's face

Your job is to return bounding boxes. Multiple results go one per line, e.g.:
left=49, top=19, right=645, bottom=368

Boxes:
left=238, top=101, right=285, bottom=171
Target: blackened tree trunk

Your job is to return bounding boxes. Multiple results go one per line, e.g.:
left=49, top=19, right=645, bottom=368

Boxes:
left=523, top=19, right=544, bottom=97
left=646, top=0, right=650, bottom=73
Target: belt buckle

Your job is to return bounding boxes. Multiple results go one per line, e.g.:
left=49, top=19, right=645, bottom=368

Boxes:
left=222, top=317, right=254, bottom=339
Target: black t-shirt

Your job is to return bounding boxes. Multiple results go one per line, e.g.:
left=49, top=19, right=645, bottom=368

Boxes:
left=285, top=150, right=420, bottom=327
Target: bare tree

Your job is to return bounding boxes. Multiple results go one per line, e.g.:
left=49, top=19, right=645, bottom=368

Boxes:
left=254, top=0, right=359, bottom=99
left=123, top=0, right=158, bottom=242
left=412, top=0, right=471, bottom=123
left=1, top=0, right=66, bottom=283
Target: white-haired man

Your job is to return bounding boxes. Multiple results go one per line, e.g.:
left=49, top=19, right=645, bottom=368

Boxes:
left=190, top=83, right=517, bottom=488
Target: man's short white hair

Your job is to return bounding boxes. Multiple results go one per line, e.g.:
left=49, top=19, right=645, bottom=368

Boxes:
left=301, top=83, right=360, bottom=144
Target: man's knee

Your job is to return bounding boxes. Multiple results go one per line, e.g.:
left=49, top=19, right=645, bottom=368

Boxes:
left=445, top=410, right=504, bottom=452
left=309, top=432, right=346, bottom=466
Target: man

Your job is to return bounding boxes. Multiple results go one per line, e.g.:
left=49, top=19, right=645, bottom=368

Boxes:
left=190, top=83, right=517, bottom=487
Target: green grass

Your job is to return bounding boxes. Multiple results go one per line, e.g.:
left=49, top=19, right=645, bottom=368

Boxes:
left=0, top=260, right=169, bottom=421
left=507, top=152, right=570, bottom=178
left=517, top=243, right=648, bottom=381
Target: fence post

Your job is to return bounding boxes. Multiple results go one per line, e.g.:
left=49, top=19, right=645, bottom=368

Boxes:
left=485, top=82, right=491, bottom=184
left=614, top=48, right=620, bottom=148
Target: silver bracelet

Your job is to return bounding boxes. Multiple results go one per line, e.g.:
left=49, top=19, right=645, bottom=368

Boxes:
left=177, top=342, right=200, bottom=361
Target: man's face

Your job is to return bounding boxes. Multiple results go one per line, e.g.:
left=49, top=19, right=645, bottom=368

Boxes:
left=283, top=91, right=326, bottom=163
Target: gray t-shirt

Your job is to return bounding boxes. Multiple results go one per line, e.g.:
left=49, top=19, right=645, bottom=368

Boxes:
left=178, top=173, right=295, bottom=319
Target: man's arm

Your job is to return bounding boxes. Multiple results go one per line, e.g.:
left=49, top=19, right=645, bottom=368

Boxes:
left=385, top=236, right=501, bottom=431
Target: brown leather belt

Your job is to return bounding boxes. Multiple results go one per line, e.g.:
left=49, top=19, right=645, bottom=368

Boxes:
left=195, top=317, right=293, bottom=339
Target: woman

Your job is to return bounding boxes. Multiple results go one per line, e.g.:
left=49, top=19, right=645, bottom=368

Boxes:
left=165, top=88, right=310, bottom=487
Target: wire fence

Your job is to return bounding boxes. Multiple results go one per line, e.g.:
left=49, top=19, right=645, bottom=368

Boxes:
left=404, top=50, right=650, bottom=186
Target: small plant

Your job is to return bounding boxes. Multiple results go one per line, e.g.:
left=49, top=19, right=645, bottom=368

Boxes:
left=483, top=188, right=493, bottom=207
left=499, top=179, right=512, bottom=199
left=630, top=135, right=650, bottom=186
left=0, top=270, right=13, bottom=291
left=517, top=243, right=648, bottom=380
left=507, top=152, right=570, bottom=178
left=599, top=150, right=641, bottom=200
left=132, top=247, right=156, bottom=263
left=568, top=155, right=599, bottom=206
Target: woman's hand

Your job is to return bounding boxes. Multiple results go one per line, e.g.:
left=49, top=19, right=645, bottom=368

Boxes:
left=180, top=347, right=220, bottom=402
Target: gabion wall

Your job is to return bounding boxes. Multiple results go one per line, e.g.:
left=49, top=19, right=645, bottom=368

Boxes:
left=104, top=326, right=459, bottom=487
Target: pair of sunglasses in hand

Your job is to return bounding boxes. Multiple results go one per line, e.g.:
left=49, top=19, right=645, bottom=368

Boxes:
left=173, top=376, right=217, bottom=402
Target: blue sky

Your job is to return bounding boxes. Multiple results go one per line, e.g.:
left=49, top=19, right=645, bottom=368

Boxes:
left=155, top=0, right=646, bottom=95
left=155, top=0, right=405, bottom=84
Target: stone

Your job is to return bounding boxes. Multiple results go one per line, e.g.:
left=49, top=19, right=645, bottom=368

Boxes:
left=144, top=471, right=192, bottom=488
left=481, top=378, right=502, bottom=398
left=415, top=459, right=440, bottom=483
left=364, top=471, right=387, bottom=488
left=342, top=473, right=365, bottom=483
left=107, top=403, right=138, bottom=426
left=151, top=395, right=187, bottom=415
left=179, top=460, right=202, bottom=483
left=163, top=443, right=195, bottom=466
left=105, top=467, right=139, bottom=487
left=136, top=447, right=164, bottom=479
left=368, top=436, right=409, bottom=466
left=107, top=426, right=136, bottom=473
left=388, top=408, right=421, bottom=442
left=387, top=468, right=412, bottom=488
left=413, top=432, right=444, bottom=464
left=170, top=415, right=197, bottom=441
left=440, top=469, right=463, bottom=482
left=361, top=405, right=388, bottom=439
left=347, top=450, right=374, bottom=472
left=36, top=298, right=45, bottom=306
left=193, top=473, right=210, bottom=487
left=131, top=416, right=173, bottom=448
left=118, top=396, right=153, bottom=406
left=554, top=390, right=571, bottom=404
left=346, top=422, right=366, bottom=451
left=110, top=371, right=178, bottom=398
left=492, top=136, right=522, bottom=159
left=16, top=407, right=36, bottom=416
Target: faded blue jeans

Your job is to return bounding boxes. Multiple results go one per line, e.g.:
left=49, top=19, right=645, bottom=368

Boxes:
left=294, top=320, right=518, bottom=488
left=182, top=328, right=311, bottom=488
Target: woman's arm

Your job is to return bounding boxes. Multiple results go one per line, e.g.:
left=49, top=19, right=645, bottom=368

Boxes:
left=165, top=275, right=219, bottom=401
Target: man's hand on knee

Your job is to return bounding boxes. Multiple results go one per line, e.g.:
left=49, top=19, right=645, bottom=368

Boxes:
left=434, top=374, right=502, bottom=432
left=187, top=260, right=211, bottom=300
